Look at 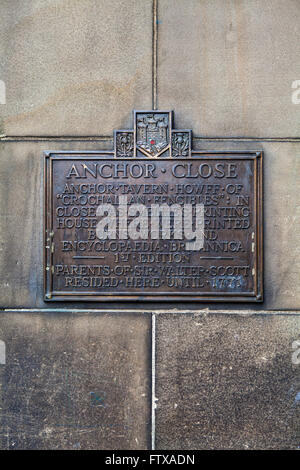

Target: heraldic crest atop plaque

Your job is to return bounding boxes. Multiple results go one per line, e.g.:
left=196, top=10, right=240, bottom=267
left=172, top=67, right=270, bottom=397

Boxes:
left=114, top=110, right=192, bottom=158
left=44, top=110, right=263, bottom=302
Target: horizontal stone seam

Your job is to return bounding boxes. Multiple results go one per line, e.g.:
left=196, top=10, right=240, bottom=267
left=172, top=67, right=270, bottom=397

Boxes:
left=0, top=136, right=113, bottom=142
left=194, top=137, right=300, bottom=142
left=1, top=136, right=300, bottom=142
left=1, top=308, right=300, bottom=316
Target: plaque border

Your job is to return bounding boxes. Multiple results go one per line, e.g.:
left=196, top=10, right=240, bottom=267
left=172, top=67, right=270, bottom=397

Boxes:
left=44, top=150, right=263, bottom=302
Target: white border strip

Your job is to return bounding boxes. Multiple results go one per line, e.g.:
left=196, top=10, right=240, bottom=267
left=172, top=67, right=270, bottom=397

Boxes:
left=151, top=312, right=156, bottom=450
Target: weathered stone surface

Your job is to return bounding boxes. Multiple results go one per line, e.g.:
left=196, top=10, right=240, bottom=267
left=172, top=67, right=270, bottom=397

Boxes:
left=158, top=0, right=300, bottom=137
left=0, top=0, right=152, bottom=136
left=0, top=140, right=299, bottom=310
left=0, top=312, right=151, bottom=449
left=155, top=313, right=300, bottom=449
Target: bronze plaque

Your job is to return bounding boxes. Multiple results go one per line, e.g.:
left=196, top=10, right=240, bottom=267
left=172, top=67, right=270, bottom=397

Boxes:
left=44, top=110, right=263, bottom=302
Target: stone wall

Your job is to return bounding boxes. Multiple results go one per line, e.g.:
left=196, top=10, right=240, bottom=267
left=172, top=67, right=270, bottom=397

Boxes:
left=0, top=0, right=299, bottom=449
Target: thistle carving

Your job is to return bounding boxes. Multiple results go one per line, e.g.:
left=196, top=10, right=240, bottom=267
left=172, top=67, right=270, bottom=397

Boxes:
left=171, top=131, right=191, bottom=157
left=115, top=131, right=134, bottom=157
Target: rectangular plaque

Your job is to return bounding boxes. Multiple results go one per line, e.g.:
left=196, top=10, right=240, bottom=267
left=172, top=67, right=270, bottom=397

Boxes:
left=44, top=143, right=263, bottom=302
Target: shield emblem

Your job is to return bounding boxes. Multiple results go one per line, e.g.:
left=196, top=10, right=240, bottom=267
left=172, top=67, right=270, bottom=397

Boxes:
left=135, top=111, right=172, bottom=157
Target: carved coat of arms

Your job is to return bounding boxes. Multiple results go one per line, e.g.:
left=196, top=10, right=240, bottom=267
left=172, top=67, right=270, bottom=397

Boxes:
left=136, top=112, right=170, bottom=157
left=114, top=110, right=192, bottom=158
